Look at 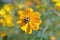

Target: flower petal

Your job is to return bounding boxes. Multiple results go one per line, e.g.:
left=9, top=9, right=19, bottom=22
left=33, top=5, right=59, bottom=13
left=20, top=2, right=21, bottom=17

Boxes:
left=25, top=23, right=32, bottom=34
left=30, top=22, right=40, bottom=30
left=20, top=23, right=28, bottom=31
left=35, top=12, right=40, bottom=17
left=30, top=12, right=41, bottom=24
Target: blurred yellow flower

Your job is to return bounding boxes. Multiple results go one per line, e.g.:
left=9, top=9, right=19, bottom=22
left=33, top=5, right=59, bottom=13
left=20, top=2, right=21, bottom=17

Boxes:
left=0, top=5, right=13, bottom=26
left=3, top=4, right=13, bottom=12
left=55, top=2, right=60, bottom=9
left=50, top=35, right=56, bottom=40
left=52, top=0, right=60, bottom=9
left=52, top=0, right=59, bottom=2
left=17, top=8, right=41, bottom=34
left=0, top=32, right=6, bottom=38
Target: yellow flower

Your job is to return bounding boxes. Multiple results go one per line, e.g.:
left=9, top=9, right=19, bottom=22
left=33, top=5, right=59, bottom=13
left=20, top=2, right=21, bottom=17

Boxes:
left=0, top=32, right=6, bottom=38
left=52, top=0, right=59, bottom=2
left=0, top=7, right=13, bottom=26
left=17, top=8, right=41, bottom=34
left=52, top=0, right=60, bottom=9
left=55, top=2, right=60, bottom=9
left=50, top=35, right=56, bottom=40
left=0, top=8, right=6, bottom=26
left=3, top=4, right=13, bottom=12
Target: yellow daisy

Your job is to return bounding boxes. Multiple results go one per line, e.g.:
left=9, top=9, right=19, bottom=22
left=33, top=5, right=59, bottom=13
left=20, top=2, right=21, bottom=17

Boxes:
left=17, top=8, right=41, bottom=34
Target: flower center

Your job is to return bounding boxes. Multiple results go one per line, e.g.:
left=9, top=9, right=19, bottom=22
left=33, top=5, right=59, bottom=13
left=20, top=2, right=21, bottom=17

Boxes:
left=24, top=17, right=29, bottom=23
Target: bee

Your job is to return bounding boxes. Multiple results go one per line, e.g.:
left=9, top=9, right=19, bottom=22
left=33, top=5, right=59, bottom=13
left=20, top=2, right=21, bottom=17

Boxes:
left=24, top=17, right=29, bottom=23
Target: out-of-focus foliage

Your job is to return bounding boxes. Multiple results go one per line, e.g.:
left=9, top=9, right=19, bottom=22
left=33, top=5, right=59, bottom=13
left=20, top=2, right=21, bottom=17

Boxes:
left=0, top=0, right=60, bottom=40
